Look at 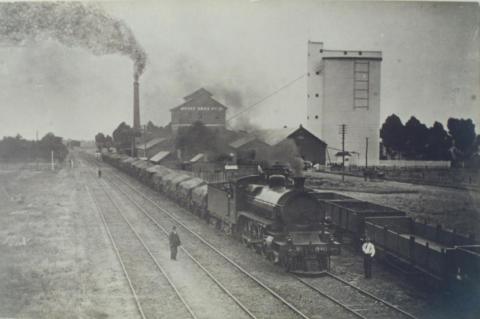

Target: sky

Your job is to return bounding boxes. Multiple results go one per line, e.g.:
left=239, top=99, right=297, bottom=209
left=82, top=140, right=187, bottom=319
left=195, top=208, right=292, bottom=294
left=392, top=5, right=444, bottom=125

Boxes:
left=0, top=0, right=478, bottom=140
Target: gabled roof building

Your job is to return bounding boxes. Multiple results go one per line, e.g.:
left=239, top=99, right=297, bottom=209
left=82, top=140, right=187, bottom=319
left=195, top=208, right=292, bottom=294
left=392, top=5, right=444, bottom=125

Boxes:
left=170, top=88, right=227, bottom=133
left=229, top=125, right=327, bottom=165
left=135, top=137, right=172, bottom=159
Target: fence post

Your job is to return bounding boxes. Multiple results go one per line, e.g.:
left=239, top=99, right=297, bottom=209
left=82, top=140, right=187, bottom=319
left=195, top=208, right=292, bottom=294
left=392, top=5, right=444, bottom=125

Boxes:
left=435, top=224, right=441, bottom=243
left=425, top=242, right=430, bottom=267
left=383, top=226, right=388, bottom=248
left=452, top=228, right=457, bottom=246
left=468, top=233, right=475, bottom=244
left=409, top=235, right=416, bottom=265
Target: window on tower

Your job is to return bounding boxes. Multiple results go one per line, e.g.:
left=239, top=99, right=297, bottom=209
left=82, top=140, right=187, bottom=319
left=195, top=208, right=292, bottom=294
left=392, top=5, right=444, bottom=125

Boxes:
left=354, top=61, right=369, bottom=109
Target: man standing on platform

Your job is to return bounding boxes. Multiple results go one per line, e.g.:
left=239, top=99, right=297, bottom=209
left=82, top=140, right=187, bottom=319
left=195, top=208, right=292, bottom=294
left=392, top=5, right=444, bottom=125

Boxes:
left=362, top=237, right=375, bottom=278
left=169, top=226, right=181, bottom=260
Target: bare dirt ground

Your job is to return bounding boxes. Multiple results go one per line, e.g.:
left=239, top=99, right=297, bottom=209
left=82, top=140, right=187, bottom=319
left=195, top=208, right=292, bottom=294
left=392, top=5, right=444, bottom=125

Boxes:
left=306, top=171, right=480, bottom=236
left=2, top=156, right=478, bottom=319
left=0, top=162, right=137, bottom=318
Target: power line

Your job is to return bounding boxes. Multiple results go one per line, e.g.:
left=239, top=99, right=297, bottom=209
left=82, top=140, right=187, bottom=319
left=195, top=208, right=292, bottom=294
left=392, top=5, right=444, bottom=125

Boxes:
left=226, top=73, right=306, bottom=122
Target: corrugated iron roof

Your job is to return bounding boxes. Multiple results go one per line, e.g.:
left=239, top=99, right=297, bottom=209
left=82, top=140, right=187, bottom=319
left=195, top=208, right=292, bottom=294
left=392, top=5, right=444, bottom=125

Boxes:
left=136, top=137, right=168, bottom=150
left=150, top=151, right=171, bottom=163
left=190, top=153, right=204, bottom=163
left=246, top=125, right=326, bottom=146
left=252, top=127, right=298, bottom=146
left=229, top=135, right=259, bottom=149
left=183, top=88, right=212, bottom=100
left=170, top=89, right=227, bottom=111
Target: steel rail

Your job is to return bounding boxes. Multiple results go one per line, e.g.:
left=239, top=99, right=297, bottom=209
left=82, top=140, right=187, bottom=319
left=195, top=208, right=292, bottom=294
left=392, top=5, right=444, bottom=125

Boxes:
left=324, top=272, right=418, bottom=319
left=94, top=177, right=198, bottom=319
left=105, top=170, right=311, bottom=319
left=108, top=176, right=258, bottom=319
left=87, top=153, right=419, bottom=319
left=294, top=275, right=368, bottom=319
left=83, top=156, right=256, bottom=318
left=86, top=185, right=147, bottom=319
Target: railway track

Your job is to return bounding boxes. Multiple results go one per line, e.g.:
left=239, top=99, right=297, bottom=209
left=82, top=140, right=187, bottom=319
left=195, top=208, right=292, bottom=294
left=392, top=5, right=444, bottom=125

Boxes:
left=295, top=273, right=418, bottom=319
left=85, top=153, right=418, bottom=319
left=101, top=177, right=310, bottom=318
left=81, top=156, right=310, bottom=319
left=85, top=172, right=197, bottom=319
left=110, top=169, right=417, bottom=319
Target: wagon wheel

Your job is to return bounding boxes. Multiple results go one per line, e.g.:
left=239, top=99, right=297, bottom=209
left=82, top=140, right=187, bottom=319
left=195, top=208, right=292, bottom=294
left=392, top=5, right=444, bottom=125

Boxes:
left=280, top=256, right=291, bottom=272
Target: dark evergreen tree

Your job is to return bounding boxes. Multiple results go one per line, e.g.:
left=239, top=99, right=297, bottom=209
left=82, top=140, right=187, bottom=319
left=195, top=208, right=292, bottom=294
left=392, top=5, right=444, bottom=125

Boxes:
left=404, top=116, right=429, bottom=159
left=94, top=132, right=106, bottom=151
left=105, top=135, right=113, bottom=151
left=447, top=118, right=477, bottom=157
left=380, top=114, right=406, bottom=157
left=112, top=122, right=135, bottom=153
left=425, top=122, right=451, bottom=160
left=38, top=133, right=68, bottom=162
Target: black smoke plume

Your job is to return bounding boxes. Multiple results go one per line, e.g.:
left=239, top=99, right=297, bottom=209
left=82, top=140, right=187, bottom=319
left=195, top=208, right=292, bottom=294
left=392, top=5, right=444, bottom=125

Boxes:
left=0, top=2, right=146, bottom=78
left=259, top=138, right=304, bottom=176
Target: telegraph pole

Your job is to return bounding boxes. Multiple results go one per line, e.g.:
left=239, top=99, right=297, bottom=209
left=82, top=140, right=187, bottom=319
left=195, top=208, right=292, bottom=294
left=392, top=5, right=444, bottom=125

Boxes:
left=365, top=137, right=369, bottom=168
left=339, top=124, right=347, bottom=181
left=35, top=130, right=39, bottom=170
left=51, top=150, right=54, bottom=171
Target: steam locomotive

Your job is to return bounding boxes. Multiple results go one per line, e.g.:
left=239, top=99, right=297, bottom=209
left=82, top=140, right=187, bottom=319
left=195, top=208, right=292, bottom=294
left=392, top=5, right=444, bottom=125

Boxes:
left=208, top=173, right=340, bottom=275
left=101, top=153, right=340, bottom=275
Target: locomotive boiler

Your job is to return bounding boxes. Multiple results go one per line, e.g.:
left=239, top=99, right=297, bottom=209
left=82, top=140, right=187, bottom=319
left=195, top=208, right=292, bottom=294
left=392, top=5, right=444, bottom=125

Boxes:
left=208, top=173, right=340, bottom=275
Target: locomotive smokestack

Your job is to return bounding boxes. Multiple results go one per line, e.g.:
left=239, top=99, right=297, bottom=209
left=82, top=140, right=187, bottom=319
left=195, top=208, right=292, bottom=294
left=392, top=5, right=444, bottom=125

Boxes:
left=133, top=75, right=140, bottom=130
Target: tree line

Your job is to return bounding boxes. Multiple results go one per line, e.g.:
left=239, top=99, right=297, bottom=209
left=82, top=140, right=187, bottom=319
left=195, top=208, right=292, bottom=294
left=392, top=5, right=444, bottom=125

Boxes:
left=96, top=121, right=170, bottom=154
left=97, top=120, right=231, bottom=159
left=380, top=115, right=479, bottom=163
left=98, top=115, right=479, bottom=167
left=0, top=133, right=68, bottom=162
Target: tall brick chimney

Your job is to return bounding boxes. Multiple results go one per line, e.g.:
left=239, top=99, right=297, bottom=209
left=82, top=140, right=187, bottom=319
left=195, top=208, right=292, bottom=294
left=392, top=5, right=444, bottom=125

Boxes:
left=133, top=75, right=140, bottom=130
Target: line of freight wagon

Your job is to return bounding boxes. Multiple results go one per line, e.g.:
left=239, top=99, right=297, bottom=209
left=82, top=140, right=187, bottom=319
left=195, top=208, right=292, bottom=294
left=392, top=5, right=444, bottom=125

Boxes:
left=100, top=152, right=480, bottom=291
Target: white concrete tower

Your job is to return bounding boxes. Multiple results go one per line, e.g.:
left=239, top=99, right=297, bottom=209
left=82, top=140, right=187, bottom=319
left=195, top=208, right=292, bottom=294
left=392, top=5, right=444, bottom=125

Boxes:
left=306, top=41, right=382, bottom=166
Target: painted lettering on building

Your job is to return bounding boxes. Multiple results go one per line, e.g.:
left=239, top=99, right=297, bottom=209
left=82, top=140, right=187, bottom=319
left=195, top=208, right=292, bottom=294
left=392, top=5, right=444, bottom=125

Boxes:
left=180, top=106, right=223, bottom=111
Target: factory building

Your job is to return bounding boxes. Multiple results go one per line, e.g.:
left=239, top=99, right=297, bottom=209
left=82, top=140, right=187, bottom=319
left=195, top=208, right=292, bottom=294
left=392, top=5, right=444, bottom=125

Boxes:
left=229, top=136, right=271, bottom=163
left=135, top=137, right=171, bottom=159
left=170, top=88, right=227, bottom=133
left=306, top=41, right=382, bottom=166
left=229, top=125, right=327, bottom=165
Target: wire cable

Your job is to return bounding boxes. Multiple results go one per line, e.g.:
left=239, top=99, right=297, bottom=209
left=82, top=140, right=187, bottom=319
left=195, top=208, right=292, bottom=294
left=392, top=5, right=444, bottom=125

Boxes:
left=226, top=73, right=306, bottom=122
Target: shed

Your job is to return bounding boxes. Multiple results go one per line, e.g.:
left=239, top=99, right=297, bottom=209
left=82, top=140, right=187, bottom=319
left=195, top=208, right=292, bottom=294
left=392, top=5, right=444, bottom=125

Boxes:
left=150, top=151, right=175, bottom=164
left=228, top=136, right=271, bottom=162
left=136, top=137, right=171, bottom=159
left=190, top=153, right=205, bottom=163
left=249, top=125, right=327, bottom=165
